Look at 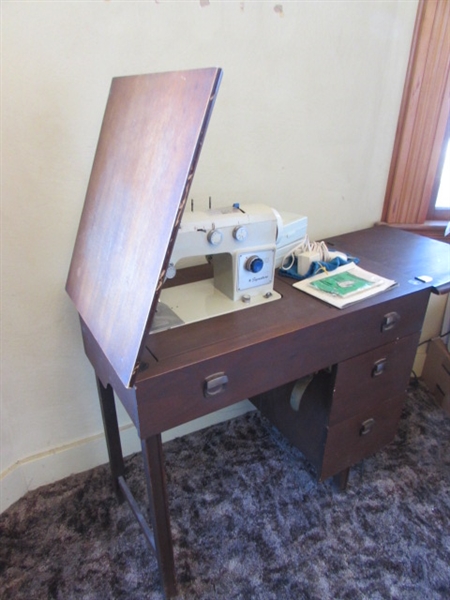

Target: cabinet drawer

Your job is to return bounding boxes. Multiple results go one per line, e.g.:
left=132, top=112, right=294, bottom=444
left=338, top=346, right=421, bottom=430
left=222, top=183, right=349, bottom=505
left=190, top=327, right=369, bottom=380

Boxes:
left=322, top=290, right=429, bottom=361
left=320, top=394, right=404, bottom=480
left=329, top=332, right=420, bottom=426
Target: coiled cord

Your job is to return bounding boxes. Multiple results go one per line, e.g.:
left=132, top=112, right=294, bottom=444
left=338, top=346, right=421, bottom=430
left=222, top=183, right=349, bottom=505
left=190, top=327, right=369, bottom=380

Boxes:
left=281, top=236, right=333, bottom=271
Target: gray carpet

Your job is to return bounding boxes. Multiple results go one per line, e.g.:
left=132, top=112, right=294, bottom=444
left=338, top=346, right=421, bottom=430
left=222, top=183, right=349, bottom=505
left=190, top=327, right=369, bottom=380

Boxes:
left=1, top=382, right=449, bottom=600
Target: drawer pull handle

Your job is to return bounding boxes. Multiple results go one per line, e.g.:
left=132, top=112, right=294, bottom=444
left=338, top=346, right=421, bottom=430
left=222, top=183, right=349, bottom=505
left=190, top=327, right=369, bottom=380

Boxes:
left=381, top=311, right=400, bottom=332
left=360, top=418, right=375, bottom=436
left=372, top=358, right=387, bottom=377
left=204, top=372, right=228, bottom=398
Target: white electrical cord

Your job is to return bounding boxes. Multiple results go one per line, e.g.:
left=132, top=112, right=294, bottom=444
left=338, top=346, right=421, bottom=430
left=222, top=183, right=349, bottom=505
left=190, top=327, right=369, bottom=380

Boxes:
left=280, top=236, right=335, bottom=271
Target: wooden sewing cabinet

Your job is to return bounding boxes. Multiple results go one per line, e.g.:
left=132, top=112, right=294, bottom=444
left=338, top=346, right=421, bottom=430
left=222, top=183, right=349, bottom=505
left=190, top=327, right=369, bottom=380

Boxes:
left=66, top=68, right=450, bottom=598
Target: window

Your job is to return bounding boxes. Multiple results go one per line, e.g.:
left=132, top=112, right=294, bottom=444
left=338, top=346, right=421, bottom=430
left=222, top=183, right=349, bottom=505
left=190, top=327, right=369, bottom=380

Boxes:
left=427, top=118, right=450, bottom=221
left=435, top=141, right=450, bottom=209
left=382, top=0, right=450, bottom=242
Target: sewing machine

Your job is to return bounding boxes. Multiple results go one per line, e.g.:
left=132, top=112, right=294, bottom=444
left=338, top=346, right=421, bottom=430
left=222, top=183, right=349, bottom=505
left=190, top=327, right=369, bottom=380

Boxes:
left=152, top=203, right=307, bottom=332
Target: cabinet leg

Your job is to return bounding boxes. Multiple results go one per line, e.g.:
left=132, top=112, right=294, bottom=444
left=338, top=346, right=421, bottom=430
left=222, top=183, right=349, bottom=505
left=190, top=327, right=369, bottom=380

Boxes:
left=333, top=467, right=350, bottom=492
left=142, top=435, right=177, bottom=599
left=96, top=376, right=125, bottom=501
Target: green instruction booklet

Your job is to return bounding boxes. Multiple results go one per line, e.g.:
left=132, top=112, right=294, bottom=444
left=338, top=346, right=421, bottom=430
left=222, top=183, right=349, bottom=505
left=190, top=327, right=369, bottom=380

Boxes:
left=309, top=271, right=374, bottom=297
left=293, top=263, right=397, bottom=309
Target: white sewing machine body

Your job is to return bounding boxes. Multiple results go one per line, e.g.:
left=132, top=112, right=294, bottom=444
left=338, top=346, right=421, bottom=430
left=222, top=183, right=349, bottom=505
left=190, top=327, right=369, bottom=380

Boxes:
left=152, top=203, right=307, bottom=332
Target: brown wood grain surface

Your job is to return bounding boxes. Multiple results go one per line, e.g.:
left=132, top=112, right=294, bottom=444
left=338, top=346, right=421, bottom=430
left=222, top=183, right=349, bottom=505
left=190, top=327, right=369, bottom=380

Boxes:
left=67, top=68, right=222, bottom=388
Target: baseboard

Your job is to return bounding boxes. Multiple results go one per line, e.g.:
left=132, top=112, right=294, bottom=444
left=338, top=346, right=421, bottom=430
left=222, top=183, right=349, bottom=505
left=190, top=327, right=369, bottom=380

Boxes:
left=0, top=400, right=254, bottom=514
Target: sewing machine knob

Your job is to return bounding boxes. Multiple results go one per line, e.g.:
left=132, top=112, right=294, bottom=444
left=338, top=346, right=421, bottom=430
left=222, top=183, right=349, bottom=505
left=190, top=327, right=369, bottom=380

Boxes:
left=233, top=226, right=248, bottom=242
left=245, top=255, right=264, bottom=273
left=207, top=229, right=223, bottom=246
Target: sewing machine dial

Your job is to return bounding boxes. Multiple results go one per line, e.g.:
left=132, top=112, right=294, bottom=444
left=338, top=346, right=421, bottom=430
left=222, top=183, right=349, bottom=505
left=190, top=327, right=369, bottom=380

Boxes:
left=207, top=229, right=223, bottom=246
left=237, top=249, right=275, bottom=291
left=245, top=255, right=264, bottom=273
left=233, top=226, right=248, bottom=242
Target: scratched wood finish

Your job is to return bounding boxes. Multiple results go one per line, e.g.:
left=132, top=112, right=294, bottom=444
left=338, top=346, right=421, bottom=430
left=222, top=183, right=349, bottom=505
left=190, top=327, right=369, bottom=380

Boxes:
left=66, top=68, right=222, bottom=387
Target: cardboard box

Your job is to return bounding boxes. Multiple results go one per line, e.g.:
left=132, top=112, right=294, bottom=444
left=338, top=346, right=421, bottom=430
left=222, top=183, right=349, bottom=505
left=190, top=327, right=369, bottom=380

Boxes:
left=422, top=338, right=450, bottom=415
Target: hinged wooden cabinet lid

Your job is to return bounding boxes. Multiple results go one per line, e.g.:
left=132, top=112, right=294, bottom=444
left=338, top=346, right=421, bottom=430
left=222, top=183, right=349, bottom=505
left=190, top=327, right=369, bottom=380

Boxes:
left=66, top=67, right=222, bottom=388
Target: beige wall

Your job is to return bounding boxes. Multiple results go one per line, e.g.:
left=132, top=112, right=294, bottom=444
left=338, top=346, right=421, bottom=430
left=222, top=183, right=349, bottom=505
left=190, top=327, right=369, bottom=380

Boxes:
left=1, top=0, right=421, bottom=512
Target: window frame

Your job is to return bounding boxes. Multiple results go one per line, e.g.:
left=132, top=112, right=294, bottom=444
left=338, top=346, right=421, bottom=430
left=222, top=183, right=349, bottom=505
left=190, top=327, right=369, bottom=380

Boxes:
left=381, top=0, right=450, bottom=242
left=426, top=114, right=450, bottom=222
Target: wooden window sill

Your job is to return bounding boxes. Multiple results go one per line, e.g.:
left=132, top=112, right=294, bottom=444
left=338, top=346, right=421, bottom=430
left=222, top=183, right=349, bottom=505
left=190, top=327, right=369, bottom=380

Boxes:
left=377, top=221, right=450, bottom=244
